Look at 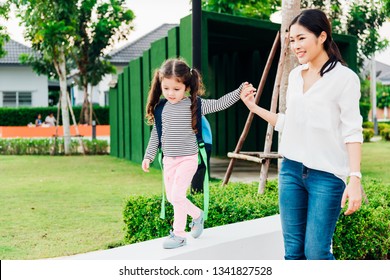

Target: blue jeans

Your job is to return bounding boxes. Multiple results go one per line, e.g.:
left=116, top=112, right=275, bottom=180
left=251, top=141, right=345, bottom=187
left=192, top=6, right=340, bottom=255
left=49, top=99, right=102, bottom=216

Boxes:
left=279, top=158, right=345, bottom=260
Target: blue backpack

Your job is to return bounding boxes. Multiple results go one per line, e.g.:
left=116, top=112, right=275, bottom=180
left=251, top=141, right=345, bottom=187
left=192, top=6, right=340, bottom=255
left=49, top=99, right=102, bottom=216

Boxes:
left=154, top=97, right=209, bottom=220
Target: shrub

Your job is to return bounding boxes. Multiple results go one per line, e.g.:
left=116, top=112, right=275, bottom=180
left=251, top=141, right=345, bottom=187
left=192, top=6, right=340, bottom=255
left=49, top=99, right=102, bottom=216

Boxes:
left=362, top=121, right=374, bottom=129
left=123, top=181, right=280, bottom=244
left=380, top=127, right=390, bottom=141
left=123, top=178, right=390, bottom=260
left=0, top=138, right=109, bottom=155
left=378, top=123, right=390, bottom=134
left=363, top=128, right=374, bottom=142
left=359, top=102, right=371, bottom=122
left=333, top=178, right=390, bottom=260
left=0, top=106, right=109, bottom=126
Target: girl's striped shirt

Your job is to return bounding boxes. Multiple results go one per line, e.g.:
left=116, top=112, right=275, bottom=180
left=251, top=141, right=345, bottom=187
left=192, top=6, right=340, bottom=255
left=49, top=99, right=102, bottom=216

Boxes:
left=144, top=84, right=243, bottom=162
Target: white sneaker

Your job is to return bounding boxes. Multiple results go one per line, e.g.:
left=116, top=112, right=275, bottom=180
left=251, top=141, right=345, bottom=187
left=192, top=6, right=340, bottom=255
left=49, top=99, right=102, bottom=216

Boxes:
left=163, top=231, right=187, bottom=249
left=189, top=210, right=204, bottom=238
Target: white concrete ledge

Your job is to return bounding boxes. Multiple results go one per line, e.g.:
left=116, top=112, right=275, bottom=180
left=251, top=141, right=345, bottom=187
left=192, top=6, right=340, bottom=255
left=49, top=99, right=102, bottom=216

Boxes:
left=58, top=215, right=284, bottom=260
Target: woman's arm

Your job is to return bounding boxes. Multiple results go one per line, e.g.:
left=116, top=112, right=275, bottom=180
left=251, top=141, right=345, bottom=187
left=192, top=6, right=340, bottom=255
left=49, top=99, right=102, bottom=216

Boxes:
left=341, top=142, right=362, bottom=215
left=240, top=82, right=278, bottom=127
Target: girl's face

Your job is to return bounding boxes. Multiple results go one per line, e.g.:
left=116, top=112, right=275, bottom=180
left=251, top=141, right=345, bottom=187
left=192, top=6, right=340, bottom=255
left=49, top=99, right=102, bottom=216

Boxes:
left=161, top=77, right=187, bottom=104
left=289, top=23, right=326, bottom=65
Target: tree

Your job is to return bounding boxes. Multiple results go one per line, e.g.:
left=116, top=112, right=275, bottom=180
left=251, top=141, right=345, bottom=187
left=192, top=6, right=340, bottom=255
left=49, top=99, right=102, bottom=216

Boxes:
left=202, top=0, right=281, bottom=20
left=203, top=0, right=389, bottom=72
left=73, top=0, right=134, bottom=124
left=0, top=1, right=10, bottom=58
left=14, top=0, right=78, bottom=154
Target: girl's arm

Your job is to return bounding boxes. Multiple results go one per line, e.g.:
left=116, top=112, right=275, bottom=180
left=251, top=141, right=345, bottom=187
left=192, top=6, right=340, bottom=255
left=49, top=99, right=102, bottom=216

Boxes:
left=240, top=82, right=279, bottom=127
left=201, top=83, right=244, bottom=115
left=142, top=125, right=159, bottom=172
left=341, top=142, right=362, bottom=215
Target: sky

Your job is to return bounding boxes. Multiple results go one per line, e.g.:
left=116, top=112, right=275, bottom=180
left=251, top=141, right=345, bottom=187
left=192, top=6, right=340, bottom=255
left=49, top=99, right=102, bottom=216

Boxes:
left=1, top=0, right=389, bottom=64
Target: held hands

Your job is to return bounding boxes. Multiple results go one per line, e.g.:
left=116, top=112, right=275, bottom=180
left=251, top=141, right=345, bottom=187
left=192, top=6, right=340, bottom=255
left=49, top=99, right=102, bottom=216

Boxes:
left=142, top=159, right=151, bottom=172
left=240, top=82, right=257, bottom=111
left=341, top=177, right=362, bottom=215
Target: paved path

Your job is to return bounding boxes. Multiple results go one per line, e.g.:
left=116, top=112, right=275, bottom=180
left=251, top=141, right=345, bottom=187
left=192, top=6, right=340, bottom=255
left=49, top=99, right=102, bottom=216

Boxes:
left=209, top=157, right=278, bottom=184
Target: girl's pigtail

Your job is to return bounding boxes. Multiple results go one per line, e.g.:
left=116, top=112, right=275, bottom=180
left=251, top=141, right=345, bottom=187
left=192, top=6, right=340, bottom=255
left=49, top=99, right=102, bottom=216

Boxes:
left=189, top=68, right=205, bottom=133
left=145, top=70, right=162, bottom=125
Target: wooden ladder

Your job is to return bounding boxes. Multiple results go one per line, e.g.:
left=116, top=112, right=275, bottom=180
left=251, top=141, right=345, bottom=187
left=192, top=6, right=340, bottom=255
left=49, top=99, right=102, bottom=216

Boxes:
left=223, top=31, right=290, bottom=193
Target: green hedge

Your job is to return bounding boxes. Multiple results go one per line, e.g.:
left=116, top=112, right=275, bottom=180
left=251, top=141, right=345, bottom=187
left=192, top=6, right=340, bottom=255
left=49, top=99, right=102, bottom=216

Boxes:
left=363, top=128, right=374, bottom=142
left=123, top=181, right=280, bottom=244
left=0, top=138, right=109, bottom=155
left=333, top=178, right=390, bottom=260
left=0, top=106, right=109, bottom=126
left=359, top=102, right=371, bottom=122
left=123, top=178, right=390, bottom=260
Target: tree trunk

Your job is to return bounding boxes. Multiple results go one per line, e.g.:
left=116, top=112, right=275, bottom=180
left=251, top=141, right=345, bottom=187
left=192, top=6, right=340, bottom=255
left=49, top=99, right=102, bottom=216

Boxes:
left=277, top=0, right=300, bottom=170
left=80, top=85, right=90, bottom=124
left=279, top=0, right=300, bottom=114
left=58, top=51, right=71, bottom=155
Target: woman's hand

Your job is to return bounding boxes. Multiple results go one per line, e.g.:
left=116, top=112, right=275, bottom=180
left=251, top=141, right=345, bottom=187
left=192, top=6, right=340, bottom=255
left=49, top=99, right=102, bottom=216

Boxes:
left=142, top=159, right=151, bottom=172
left=341, top=176, right=362, bottom=215
left=240, top=82, right=257, bottom=111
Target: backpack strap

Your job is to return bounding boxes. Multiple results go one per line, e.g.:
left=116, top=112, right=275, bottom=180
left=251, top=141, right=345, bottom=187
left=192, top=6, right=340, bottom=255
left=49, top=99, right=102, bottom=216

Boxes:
left=154, top=98, right=168, bottom=149
left=195, top=97, right=209, bottom=220
left=154, top=99, right=168, bottom=218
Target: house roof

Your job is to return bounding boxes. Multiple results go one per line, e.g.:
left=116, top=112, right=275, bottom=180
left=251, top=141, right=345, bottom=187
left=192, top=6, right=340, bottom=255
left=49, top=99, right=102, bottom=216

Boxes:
left=376, top=60, right=390, bottom=81
left=108, top=24, right=178, bottom=65
left=0, top=39, right=33, bottom=65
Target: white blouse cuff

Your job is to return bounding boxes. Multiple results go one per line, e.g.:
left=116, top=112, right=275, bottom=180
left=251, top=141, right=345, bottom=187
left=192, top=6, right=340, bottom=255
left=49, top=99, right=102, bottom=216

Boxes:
left=274, top=113, right=285, bottom=132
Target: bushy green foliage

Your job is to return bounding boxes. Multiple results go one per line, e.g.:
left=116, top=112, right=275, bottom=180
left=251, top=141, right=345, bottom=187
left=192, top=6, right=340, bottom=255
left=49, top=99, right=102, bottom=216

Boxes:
left=0, top=106, right=109, bottom=126
left=363, top=128, right=374, bottom=142
left=359, top=103, right=371, bottom=122
left=381, top=127, right=390, bottom=141
left=0, top=138, right=109, bottom=155
left=362, top=121, right=374, bottom=129
left=123, top=181, right=280, bottom=244
left=123, top=178, right=390, bottom=260
left=333, top=178, right=390, bottom=260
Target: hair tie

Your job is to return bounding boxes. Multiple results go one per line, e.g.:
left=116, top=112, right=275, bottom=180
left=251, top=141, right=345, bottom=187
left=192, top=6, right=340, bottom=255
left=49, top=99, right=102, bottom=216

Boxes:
left=190, top=68, right=193, bottom=75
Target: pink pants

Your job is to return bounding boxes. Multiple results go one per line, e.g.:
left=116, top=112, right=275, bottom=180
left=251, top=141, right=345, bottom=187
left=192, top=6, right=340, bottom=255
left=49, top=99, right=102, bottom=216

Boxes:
left=163, top=153, right=201, bottom=237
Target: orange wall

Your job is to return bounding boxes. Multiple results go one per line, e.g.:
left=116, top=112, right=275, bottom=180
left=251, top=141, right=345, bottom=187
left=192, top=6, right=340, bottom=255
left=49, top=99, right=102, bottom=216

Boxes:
left=0, top=125, right=110, bottom=138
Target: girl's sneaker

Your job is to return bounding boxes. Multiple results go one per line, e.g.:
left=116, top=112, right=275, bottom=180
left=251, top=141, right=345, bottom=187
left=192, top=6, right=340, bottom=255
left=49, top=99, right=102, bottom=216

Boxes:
left=163, top=231, right=187, bottom=249
left=189, top=210, right=204, bottom=238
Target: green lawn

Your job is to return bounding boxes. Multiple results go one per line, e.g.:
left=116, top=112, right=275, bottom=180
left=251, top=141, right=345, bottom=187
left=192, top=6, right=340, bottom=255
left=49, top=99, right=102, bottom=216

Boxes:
left=361, top=140, right=390, bottom=185
left=0, top=140, right=389, bottom=259
left=0, top=155, right=162, bottom=260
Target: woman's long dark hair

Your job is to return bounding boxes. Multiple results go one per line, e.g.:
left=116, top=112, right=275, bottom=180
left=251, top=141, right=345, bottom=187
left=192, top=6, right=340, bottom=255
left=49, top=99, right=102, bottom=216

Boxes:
left=145, top=58, right=205, bottom=132
left=289, top=9, right=346, bottom=76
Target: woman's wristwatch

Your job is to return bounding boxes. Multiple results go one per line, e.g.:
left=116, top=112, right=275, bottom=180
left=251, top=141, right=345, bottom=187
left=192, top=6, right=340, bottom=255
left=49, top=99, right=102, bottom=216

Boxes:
left=349, top=172, right=362, bottom=179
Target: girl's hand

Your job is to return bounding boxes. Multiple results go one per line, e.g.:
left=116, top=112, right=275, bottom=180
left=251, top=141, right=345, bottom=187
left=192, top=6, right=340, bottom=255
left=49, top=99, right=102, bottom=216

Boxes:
left=142, top=159, right=151, bottom=172
left=240, top=82, right=257, bottom=111
left=341, top=177, right=362, bottom=215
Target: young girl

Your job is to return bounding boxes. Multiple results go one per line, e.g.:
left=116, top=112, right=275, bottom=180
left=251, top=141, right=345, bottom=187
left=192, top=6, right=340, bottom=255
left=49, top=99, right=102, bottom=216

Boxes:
left=142, top=58, right=243, bottom=249
left=241, top=9, right=363, bottom=259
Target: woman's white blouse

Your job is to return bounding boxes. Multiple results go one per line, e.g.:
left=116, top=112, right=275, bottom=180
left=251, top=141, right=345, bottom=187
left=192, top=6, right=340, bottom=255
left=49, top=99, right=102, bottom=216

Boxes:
left=275, top=62, right=363, bottom=179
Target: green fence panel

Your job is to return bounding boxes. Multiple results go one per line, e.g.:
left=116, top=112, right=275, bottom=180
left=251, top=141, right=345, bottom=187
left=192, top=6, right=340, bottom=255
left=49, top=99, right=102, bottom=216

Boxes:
left=168, top=27, right=180, bottom=58
left=142, top=50, right=151, bottom=156
left=215, top=54, right=227, bottom=155
left=129, top=58, right=144, bottom=163
left=150, top=37, right=168, bottom=72
left=109, top=87, right=118, bottom=157
left=226, top=53, right=238, bottom=153
left=123, top=66, right=131, bottom=160
left=179, top=15, right=192, bottom=65
left=117, top=70, right=125, bottom=158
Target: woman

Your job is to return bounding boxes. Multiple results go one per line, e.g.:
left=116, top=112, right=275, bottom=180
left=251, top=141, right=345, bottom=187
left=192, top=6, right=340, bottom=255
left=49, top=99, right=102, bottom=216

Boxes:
left=240, top=9, right=363, bottom=260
